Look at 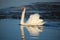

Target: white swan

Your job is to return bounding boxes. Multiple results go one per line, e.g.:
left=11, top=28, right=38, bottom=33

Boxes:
left=20, top=7, right=45, bottom=38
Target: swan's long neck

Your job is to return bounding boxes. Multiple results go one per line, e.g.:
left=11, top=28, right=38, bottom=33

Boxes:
left=20, top=8, right=26, bottom=24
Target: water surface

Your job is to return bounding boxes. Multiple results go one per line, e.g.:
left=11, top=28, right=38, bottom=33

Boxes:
left=0, top=19, right=60, bottom=40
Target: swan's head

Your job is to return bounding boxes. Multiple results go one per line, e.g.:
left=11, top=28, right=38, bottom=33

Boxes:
left=21, top=7, right=26, bottom=12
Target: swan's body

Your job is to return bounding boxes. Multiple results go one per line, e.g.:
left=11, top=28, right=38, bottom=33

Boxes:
left=25, top=14, right=44, bottom=36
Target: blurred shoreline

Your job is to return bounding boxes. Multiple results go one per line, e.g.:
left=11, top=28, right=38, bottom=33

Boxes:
left=0, top=15, right=60, bottom=21
left=0, top=2, right=60, bottom=20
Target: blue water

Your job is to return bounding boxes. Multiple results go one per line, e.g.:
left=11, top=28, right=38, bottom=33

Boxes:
left=0, top=19, right=60, bottom=40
